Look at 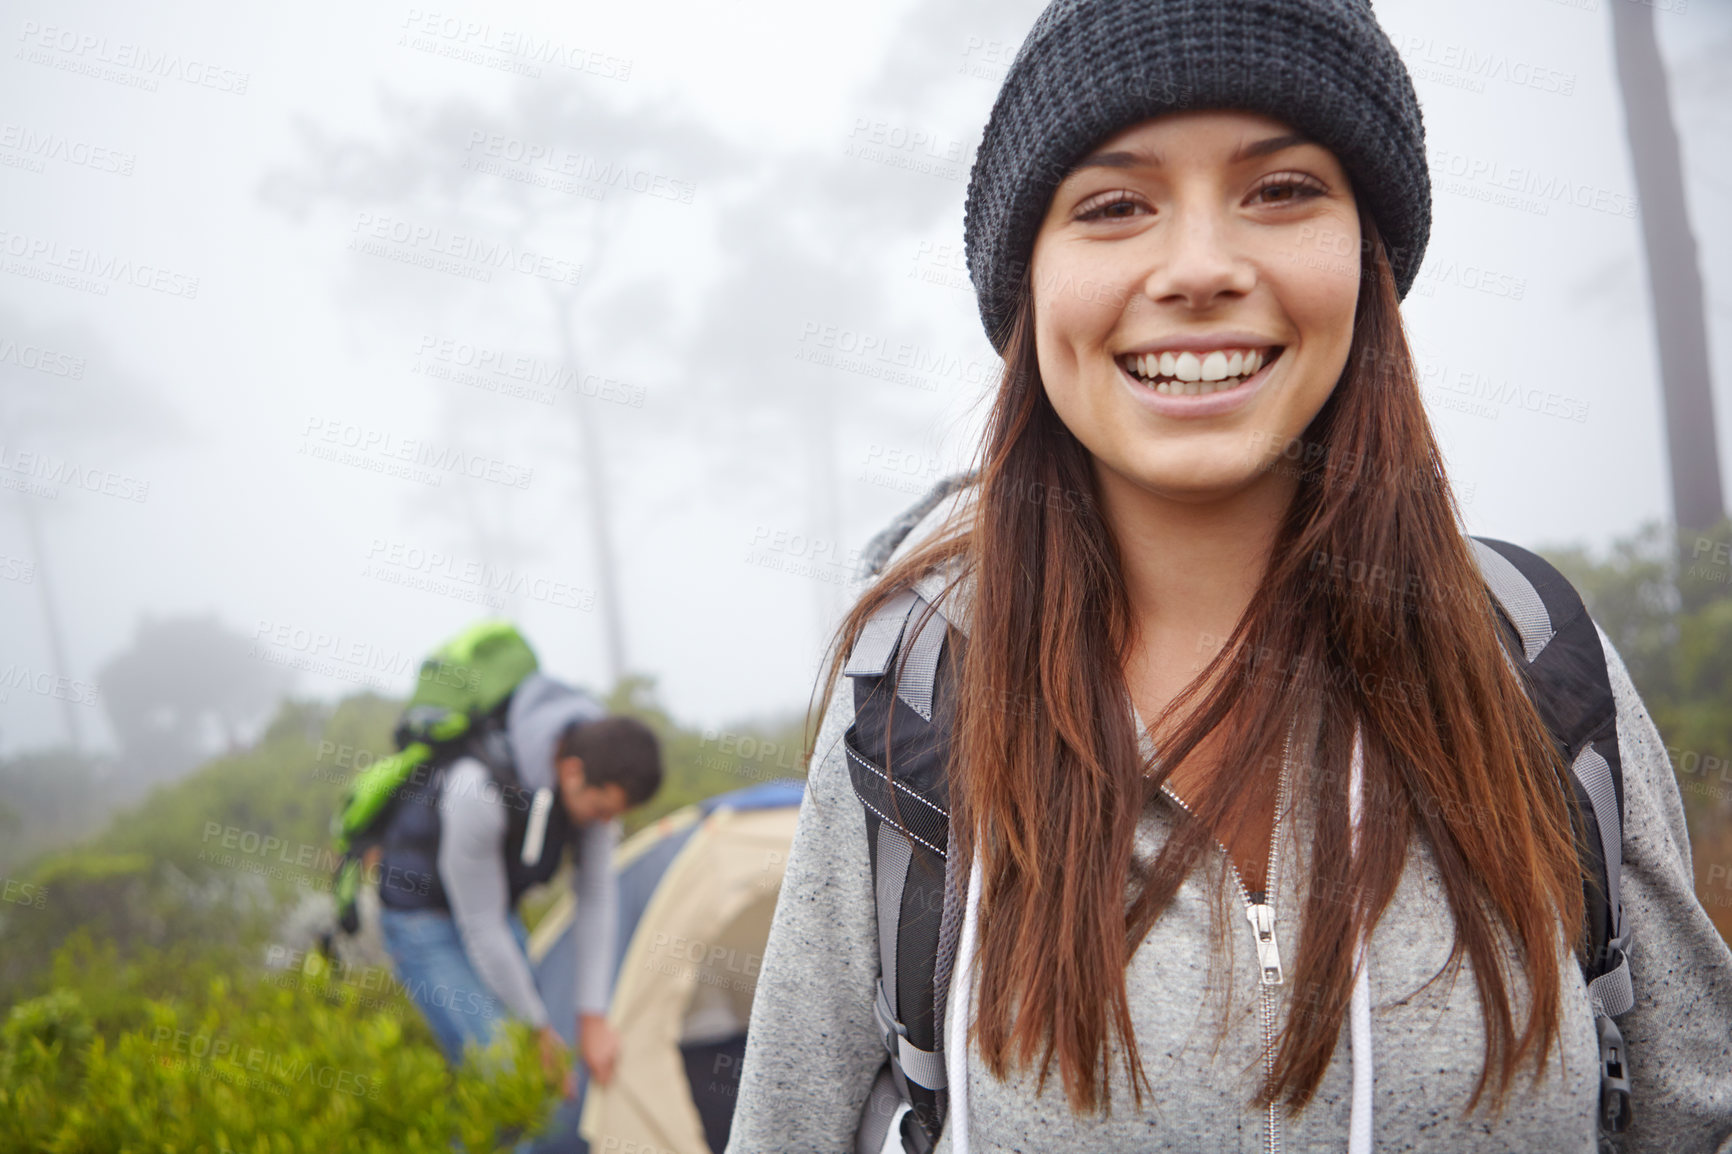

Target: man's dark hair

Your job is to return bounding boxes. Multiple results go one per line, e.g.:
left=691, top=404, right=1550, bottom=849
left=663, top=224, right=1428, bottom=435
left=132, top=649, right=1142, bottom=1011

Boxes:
left=557, top=716, right=662, bottom=807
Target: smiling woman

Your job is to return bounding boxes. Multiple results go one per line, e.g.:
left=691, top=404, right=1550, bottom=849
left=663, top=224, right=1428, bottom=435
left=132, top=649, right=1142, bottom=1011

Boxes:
left=1030, top=111, right=1362, bottom=506
left=723, top=1, right=1732, bottom=1153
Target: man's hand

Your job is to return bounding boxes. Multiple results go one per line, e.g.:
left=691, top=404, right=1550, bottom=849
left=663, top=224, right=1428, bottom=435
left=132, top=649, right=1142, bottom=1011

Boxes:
left=536, top=1025, right=578, bottom=1099
left=579, top=1013, right=619, bottom=1087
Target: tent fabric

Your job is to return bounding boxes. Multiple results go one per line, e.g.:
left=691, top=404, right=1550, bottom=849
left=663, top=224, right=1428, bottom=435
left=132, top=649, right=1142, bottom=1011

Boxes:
left=526, top=780, right=803, bottom=1154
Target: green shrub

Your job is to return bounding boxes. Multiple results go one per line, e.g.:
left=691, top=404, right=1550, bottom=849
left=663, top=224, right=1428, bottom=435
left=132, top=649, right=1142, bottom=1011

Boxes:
left=0, top=957, right=565, bottom=1154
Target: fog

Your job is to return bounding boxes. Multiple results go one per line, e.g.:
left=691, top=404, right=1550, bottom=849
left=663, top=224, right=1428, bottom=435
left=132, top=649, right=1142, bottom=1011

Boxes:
left=2, top=0, right=1728, bottom=758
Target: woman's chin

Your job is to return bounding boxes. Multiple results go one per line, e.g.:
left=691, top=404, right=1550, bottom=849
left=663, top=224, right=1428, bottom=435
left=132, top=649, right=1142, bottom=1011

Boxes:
left=1090, top=437, right=1301, bottom=505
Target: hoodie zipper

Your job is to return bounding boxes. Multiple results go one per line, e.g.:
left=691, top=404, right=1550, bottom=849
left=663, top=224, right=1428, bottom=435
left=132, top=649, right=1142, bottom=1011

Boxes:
left=1155, top=728, right=1293, bottom=1154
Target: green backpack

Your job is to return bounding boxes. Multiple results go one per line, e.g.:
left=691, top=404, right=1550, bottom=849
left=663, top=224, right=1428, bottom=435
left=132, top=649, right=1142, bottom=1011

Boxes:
left=330, top=620, right=540, bottom=933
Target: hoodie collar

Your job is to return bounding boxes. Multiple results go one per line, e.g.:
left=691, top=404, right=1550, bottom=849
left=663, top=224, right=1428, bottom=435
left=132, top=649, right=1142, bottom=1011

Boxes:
left=504, top=671, right=608, bottom=793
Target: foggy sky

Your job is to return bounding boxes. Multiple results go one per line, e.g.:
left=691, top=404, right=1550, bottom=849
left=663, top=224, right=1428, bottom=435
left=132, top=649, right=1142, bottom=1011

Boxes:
left=2, top=0, right=1728, bottom=755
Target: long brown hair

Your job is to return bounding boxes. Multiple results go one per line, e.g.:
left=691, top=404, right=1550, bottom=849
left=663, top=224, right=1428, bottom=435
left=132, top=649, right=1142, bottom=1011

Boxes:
left=809, top=210, right=1587, bottom=1126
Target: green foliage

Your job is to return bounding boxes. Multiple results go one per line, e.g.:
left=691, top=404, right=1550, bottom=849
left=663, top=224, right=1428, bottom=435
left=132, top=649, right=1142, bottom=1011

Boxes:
left=0, top=941, right=562, bottom=1154
left=0, top=694, right=400, bottom=1009
left=0, top=668, right=805, bottom=1148
left=1540, top=517, right=1732, bottom=944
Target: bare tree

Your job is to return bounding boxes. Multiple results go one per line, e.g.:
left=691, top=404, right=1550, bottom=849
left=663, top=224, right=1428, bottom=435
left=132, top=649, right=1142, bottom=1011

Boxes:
left=0, top=309, right=180, bottom=751
left=262, top=84, right=740, bottom=686
left=1610, top=0, right=1725, bottom=539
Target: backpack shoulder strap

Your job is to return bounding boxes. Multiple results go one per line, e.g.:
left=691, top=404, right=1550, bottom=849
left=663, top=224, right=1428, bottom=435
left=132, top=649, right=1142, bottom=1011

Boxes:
left=844, top=586, right=964, bottom=1154
left=1466, top=535, right=1633, bottom=1133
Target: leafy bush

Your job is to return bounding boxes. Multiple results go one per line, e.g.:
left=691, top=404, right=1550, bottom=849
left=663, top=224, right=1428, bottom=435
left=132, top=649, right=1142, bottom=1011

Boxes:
left=0, top=940, right=565, bottom=1154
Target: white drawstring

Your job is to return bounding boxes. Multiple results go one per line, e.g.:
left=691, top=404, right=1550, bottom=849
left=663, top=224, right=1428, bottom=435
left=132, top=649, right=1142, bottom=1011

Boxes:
left=948, top=730, right=1373, bottom=1154
left=945, top=846, right=985, bottom=1154
left=1348, top=723, right=1375, bottom=1153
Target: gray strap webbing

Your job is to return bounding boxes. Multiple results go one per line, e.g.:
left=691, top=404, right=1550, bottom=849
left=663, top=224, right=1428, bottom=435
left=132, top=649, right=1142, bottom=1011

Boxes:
left=895, top=602, right=948, bottom=722
left=876, top=822, right=914, bottom=1014
left=847, top=589, right=919, bottom=677
left=874, top=981, right=948, bottom=1090
left=1589, top=951, right=1635, bottom=1019
left=1468, top=538, right=1555, bottom=662
left=1572, top=743, right=1627, bottom=949
left=856, top=1064, right=905, bottom=1154
left=873, top=821, right=948, bottom=1091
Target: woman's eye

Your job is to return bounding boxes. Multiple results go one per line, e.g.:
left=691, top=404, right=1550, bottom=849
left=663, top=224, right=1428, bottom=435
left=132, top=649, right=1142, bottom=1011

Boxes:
left=1075, top=191, right=1148, bottom=222
left=1251, top=175, right=1327, bottom=204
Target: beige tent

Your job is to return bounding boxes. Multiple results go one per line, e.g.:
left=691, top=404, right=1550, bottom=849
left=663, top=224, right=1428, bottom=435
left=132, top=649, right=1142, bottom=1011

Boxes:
left=527, top=783, right=802, bottom=1154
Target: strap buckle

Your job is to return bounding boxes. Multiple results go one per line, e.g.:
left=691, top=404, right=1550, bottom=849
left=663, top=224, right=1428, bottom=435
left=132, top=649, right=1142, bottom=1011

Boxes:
left=874, top=978, right=906, bottom=1060
left=873, top=978, right=947, bottom=1091
left=1595, top=1012, right=1632, bottom=1133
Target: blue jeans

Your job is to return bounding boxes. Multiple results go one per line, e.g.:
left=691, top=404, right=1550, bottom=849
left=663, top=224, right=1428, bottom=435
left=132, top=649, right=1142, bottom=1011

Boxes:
left=379, top=905, right=531, bottom=1066
left=379, top=907, right=587, bottom=1153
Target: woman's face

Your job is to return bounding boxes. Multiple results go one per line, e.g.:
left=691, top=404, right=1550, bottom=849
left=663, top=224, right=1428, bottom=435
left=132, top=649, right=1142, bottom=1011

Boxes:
left=1029, top=109, right=1361, bottom=505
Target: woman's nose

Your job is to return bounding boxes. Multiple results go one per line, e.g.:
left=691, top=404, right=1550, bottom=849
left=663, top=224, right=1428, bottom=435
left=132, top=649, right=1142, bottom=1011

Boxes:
left=1137, top=207, right=1255, bottom=310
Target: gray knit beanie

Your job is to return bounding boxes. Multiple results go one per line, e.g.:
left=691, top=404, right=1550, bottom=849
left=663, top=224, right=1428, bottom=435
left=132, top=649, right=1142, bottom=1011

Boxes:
left=963, top=0, right=1431, bottom=354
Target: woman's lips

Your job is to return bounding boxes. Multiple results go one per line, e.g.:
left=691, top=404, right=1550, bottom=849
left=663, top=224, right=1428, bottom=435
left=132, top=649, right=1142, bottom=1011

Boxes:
left=1116, top=347, right=1284, bottom=418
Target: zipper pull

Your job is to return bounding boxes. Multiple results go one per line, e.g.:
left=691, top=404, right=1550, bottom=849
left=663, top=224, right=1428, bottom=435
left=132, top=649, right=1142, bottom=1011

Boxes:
left=1246, top=902, right=1283, bottom=985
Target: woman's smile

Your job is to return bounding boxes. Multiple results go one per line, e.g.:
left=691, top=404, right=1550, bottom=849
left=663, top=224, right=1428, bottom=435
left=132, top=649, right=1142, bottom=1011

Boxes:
left=1113, top=340, right=1288, bottom=417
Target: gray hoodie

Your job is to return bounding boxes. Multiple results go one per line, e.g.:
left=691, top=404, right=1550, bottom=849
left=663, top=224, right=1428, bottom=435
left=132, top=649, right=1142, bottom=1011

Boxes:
left=725, top=490, right=1732, bottom=1153
left=437, top=671, right=619, bottom=1029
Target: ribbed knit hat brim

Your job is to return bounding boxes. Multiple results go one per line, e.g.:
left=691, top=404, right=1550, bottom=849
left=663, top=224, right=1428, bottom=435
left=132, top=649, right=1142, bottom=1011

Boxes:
left=963, top=0, right=1430, bottom=353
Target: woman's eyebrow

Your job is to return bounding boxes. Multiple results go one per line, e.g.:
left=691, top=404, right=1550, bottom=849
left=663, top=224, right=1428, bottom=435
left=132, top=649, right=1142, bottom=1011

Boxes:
left=1229, top=133, right=1311, bottom=163
left=1064, top=132, right=1314, bottom=180
left=1067, top=146, right=1160, bottom=175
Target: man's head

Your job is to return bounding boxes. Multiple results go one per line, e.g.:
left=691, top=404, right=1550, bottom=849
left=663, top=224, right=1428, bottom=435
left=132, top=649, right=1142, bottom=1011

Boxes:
left=554, top=715, right=663, bottom=824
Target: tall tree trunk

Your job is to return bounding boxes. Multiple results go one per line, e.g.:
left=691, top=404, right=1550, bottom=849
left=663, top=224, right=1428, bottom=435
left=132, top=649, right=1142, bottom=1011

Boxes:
left=552, top=283, right=626, bottom=688
left=1610, top=0, right=1725, bottom=542
left=15, top=497, right=82, bottom=751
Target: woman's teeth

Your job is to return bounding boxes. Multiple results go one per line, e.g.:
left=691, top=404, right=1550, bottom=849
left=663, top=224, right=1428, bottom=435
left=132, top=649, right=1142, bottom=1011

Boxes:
left=1119, top=347, right=1276, bottom=396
